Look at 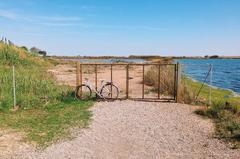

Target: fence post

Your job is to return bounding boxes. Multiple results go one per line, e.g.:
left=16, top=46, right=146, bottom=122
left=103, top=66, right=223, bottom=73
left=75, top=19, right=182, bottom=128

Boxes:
left=126, top=64, right=129, bottom=99
left=12, top=65, right=16, bottom=108
left=158, top=64, right=161, bottom=99
left=76, top=62, right=80, bottom=86
left=95, top=64, right=98, bottom=98
left=175, top=63, right=179, bottom=103
left=142, top=65, right=145, bottom=99
left=209, top=64, right=213, bottom=106
left=110, top=64, right=113, bottom=98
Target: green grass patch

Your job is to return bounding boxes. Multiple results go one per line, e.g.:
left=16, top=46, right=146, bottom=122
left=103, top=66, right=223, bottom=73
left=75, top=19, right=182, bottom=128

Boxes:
left=0, top=97, right=93, bottom=146
left=0, top=43, right=94, bottom=146
left=184, top=77, right=240, bottom=105
left=195, top=102, right=240, bottom=148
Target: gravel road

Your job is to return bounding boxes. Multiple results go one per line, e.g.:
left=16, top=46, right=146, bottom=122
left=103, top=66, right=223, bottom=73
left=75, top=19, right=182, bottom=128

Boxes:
left=4, top=101, right=240, bottom=159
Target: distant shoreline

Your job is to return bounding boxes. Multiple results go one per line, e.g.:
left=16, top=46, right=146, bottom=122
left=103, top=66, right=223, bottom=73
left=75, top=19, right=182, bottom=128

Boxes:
left=48, top=55, right=240, bottom=60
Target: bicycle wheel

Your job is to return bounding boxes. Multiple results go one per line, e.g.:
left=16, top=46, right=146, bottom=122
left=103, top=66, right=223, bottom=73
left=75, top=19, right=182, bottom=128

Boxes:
left=75, top=84, right=92, bottom=100
left=100, top=83, right=119, bottom=99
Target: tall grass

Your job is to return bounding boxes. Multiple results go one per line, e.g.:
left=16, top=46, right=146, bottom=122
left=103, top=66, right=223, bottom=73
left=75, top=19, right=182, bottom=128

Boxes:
left=0, top=42, right=45, bottom=66
left=0, top=66, right=70, bottom=111
left=0, top=43, right=64, bottom=111
left=144, top=65, right=175, bottom=96
left=0, top=43, right=93, bottom=145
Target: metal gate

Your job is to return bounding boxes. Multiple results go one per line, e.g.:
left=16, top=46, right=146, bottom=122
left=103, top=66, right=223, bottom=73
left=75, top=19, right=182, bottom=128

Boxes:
left=76, top=63, right=179, bottom=102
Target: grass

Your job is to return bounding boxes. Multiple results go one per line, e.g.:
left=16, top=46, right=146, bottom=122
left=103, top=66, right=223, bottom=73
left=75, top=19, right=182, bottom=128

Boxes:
left=0, top=98, right=93, bottom=146
left=180, top=77, right=240, bottom=105
left=0, top=42, right=94, bottom=146
left=195, top=102, right=240, bottom=148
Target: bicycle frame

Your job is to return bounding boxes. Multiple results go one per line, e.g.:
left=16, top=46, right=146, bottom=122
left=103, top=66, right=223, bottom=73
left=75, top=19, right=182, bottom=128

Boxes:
left=82, top=78, right=110, bottom=99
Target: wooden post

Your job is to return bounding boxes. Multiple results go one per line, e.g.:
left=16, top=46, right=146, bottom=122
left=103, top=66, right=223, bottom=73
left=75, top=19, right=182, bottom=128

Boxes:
left=111, top=64, right=113, bottom=98
left=12, top=65, right=16, bottom=108
left=80, top=63, right=82, bottom=98
left=142, top=65, right=145, bottom=99
left=126, top=64, right=129, bottom=99
left=175, top=63, right=179, bottom=103
left=95, top=64, right=98, bottom=98
left=76, top=62, right=80, bottom=86
left=158, top=65, right=161, bottom=99
left=80, top=64, right=82, bottom=85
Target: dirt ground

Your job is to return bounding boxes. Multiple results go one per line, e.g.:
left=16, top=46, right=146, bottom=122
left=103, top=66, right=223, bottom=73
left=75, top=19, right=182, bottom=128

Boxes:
left=0, top=129, right=34, bottom=158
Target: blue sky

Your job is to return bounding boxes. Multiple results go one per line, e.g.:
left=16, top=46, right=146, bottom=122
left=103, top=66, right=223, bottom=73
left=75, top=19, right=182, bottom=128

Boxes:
left=0, top=0, right=240, bottom=56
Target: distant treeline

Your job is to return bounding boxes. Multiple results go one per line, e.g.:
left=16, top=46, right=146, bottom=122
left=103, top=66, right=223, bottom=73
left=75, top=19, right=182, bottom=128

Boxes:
left=172, top=55, right=240, bottom=59
left=49, top=55, right=240, bottom=60
left=49, top=55, right=162, bottom=60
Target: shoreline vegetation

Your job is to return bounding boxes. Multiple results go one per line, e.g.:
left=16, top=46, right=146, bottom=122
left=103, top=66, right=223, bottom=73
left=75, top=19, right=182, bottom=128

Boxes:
left=0, top=43, right=94, bottom=146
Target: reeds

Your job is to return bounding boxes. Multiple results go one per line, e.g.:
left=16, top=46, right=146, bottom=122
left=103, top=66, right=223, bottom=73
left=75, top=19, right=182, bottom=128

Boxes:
left=144, top=65, right=175, bottom=96
left=144, top=65, right=195, bottom=103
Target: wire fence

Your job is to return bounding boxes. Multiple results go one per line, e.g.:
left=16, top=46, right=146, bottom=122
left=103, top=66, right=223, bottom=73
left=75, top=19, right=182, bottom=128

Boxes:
left=179, top=63, right=213, bottom=105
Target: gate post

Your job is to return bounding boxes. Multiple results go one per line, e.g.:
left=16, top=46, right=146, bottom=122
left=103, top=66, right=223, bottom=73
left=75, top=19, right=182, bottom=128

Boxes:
left=76, top=62, right=80, bottom=86
left=126, top=64, right=129, bottom=99
left=175, top=63, right=180, bottom=103
left=142, top=65, right=145, bottom=99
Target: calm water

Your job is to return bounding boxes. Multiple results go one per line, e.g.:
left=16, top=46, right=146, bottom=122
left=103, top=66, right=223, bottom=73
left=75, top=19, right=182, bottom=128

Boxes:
left=176, top=59, right=240, bottom=94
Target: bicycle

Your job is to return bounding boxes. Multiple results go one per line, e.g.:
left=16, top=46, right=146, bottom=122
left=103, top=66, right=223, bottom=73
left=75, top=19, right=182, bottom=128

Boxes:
left=75, top=78, right=119, bottom=100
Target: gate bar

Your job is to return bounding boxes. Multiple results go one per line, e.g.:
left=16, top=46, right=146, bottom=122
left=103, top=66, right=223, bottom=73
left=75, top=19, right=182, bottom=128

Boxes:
left=76, top=62, right=80, bottom=86
left=175, top=63, right=179, bottom=102
left=142, top=65, right=145, bottom=99
left=80, top=63, right=83, bottom=98
left=95, top=64, right=98, bottom=98
left=126, top=64, right=129, bottom=99
left=158, top=64, right=160, bottom=99
left=80, top=63, right=175, bottom=66
left=111, top=64, right=113, bottom=98
left=174, top=64, right=177, bottom=102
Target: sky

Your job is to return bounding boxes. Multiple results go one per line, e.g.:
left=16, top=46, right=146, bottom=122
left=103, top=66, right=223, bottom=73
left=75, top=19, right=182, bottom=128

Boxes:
left=0, top=0, right=240, bottom=56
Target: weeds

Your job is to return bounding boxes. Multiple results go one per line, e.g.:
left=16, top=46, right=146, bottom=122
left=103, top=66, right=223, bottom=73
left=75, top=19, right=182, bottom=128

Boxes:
left=195, top=102, right=240, bottom=148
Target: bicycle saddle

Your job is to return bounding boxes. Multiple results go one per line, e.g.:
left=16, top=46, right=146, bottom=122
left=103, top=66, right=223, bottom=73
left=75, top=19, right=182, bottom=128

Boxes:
left=99, top=79, right=105, bottom=83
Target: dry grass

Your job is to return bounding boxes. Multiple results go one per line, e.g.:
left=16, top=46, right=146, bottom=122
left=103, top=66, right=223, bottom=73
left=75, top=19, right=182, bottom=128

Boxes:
left=144, top=65, right=175, bottom=96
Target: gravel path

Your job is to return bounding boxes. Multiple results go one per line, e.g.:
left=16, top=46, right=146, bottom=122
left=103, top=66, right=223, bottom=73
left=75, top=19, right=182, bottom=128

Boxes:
left=4, top=101, right=240, bottom=159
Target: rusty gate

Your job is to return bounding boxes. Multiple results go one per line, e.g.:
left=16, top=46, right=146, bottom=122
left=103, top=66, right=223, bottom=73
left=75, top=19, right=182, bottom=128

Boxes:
left=76, top=63, right=179, bottom=102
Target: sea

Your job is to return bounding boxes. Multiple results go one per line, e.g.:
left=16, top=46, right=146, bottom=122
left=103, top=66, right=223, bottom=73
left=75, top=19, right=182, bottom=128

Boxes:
left=176, top=59, right=240, bottom=94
